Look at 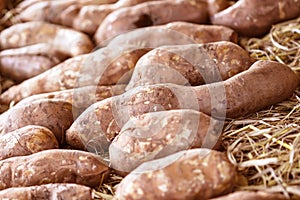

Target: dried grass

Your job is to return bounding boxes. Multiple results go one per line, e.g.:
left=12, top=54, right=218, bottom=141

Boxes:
left=224, top=17, right=300, bottom=199
left=241, top=17, right=300, bottom=71
left=1, top=1, right=300, bottom=199
left=92, top=172, right=123, bottom=200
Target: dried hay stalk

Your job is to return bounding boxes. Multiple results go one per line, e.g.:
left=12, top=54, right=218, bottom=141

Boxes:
left=242, top=17, right=300, bottom=71
left=225, top=17, right=300, bottom=200
left=1, top=2, right=300, bottom=199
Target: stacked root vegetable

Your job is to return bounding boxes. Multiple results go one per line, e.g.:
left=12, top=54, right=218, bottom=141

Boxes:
left=0, top=0, right=299, bottom=199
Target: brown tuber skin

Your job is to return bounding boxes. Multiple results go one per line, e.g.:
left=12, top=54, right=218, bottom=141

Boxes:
left=219, top=60, right=299, bottom=117
left=60, top=0, right=162, bottom=34
left=0, top=183, right=93, bottom=200
left=211, top=0, right=300, bottom=37
left=126, top=41, right=255, bottom=90
left=17, top=0, right=118, bottom=10
left=109, top=110, right=224, bottom=174
left=66, top=84, right=184, bottom=150
left=0, top=43, right=68, bottom=61
left=0, top=21, right=94, bottom=57
left=0, top=125, right=58, bottom=161
left=209, top=191, right=288, bottom=200
left=0, top=149, right=110, bottom=190
left=0, top=47, right=147, bottom=105
left=106, top=22, right=238, bottom=48
left=114, top=149, right=236, bottom=200
left=66, top=60, right=299, bottom=150
left=0, top=55, right=59, bottom=82
left=0, top=24, right=238, bottom=105
left=0, top=43, right=68, bottom=82
left=206, top=0, right=232, bottom=16
left=17, top=85, right=126, bottom=117
left=18, top=1, right=78, bottom=24
left=16, top=0, right=118, bottom=24
left=0, top=99, right=74, bottom=144
left=94, top=0, right=209, bottom=44
left=162, top=22, right=238, bottom=44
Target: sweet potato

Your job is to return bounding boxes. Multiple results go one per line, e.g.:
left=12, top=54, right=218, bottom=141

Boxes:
left=66, top=60, right=298, bottom=149
left=94, top=0, right=209, bottom=44
left=206, top=0, right=232, bottom=15
left=0, top=54, right=87, bottom=105
left=17, top=0, right=117, bottom=10
left=0, top=43, right=67, bottom=60
left=17, top=85, right=125, bottom=106
left=98, top=48, right=151, bottom=85
left=0, top=43, right=68, bottom=82
left=109, top=109, right=224, bottom=173
left=0, top=125, right=58, bottom=161
left=61, top=0, right=161, bottom=34
left=209, top=191, right=288, bottom=200
left=0, top=99, right=74, bottom=143
left=0, top=21, right=94, bottom=57
left=211, top=0, right=300, bottom=37
left=217, top=60, right=299, bottom=117
left=0, top=183, right=93, bottom=200
left=126, top=41, right=255, bottom=90
left=17, top=85, right=126, bottom=116
left=0, top=56, right=57, bottom=82
left=162, top=22, right=238, bottom=44
left=17, top=0, right=118, bottom=24
left=114, top=149, right=236, bottom=200
left=18, top=1, right=76, bottom=24
left=66, top=84, right=187, bottom=149
left=105, top=22, right=238, bottom=49
left=61, top=4, right=114, bottom=34
left=114, top=0, right=160, bottom=8
left=0, top=45, right=169, bottom=105
left=0, top=149, right=109, bottom=190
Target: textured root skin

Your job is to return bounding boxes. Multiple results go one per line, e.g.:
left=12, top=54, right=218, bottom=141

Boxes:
left=109, top=109, right=223, bottom=174
left=126, top=41, right=255, bottom=90
left=0, top=43, right=68, bottom=60
left=16, top=85, right=126, bottom=117
left=16, top=0, right=118, bottom=24
left=0, top=99, right=74, bottom=144
left=206, top=0, right=232, bottom=16
left=61, top=0, right=161, bottom=34
left=114, top=149, right=236, bottom=200
left=0, top=183, right=93, bottom=200
left=66, top=84, right=184, bottom=150
left=211, top=0, right=300, bottom=37
left=94, top=0, right=209, bottom=44
left=0, top=43, right=68, bottom=82
left=0, top=125, right=58, bottom=161
left=0, top=23, right=238, bottom=106
left=0, top=149, right=110, bottom=190
left=106, top=22, right=238, bottom=49
left=66, top=60, right=298, bottom=150
left=0, top=55, right=59, bottom=82
left=220, top=60, right=299, bottom=118
left=0, top=21, right=94, bottom=57
left=0, top=55, right=88, bottom=105
left=162, top=22, right=238, bottom=44
left=0, top=46, right=147, bottom=105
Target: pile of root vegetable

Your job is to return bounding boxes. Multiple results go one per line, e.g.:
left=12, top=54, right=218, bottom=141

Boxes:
left=0, top=0, right=299, bottom=199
